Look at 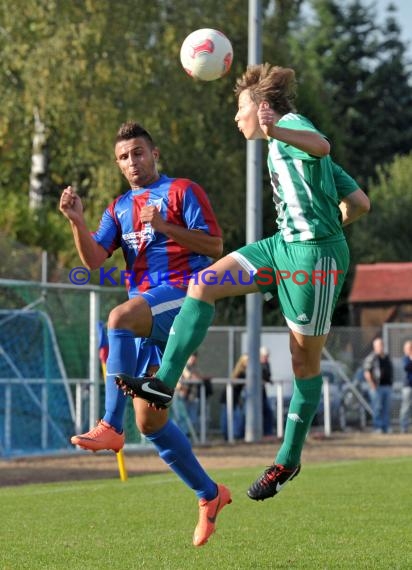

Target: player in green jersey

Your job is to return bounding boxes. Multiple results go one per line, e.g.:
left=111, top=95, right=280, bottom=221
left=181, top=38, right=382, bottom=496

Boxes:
left=117, top=63, right=370, bottom=501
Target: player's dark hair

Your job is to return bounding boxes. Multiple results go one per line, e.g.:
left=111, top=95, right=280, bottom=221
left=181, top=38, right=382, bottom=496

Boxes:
left=115, top=122, right=155, bottom=147
left=234, top=63, right=297, bottom=114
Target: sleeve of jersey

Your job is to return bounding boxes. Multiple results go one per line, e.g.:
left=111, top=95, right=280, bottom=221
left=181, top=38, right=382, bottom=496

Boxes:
left=331, top=161, right=360, bottom=198
left=92, top=205, right=120, bottom=256
left=275, top=115, right=326, bottom=162
left=181, top=183, right=222, bottom=237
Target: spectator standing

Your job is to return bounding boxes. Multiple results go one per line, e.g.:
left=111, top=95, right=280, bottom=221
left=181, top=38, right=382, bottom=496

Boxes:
left=175, top=352, right=203, bottom=435
left=260, top=347, right=275, bottom=436
left=363, top=337, right=393, bottom=434
left=220, top=354, right=247, bottom=440
left=399, top=340, right=412, bottom=433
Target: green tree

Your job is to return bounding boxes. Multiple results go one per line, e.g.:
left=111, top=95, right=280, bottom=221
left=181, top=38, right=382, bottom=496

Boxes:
left=348, top=153, right=412, bottom=263
left=0, top=0, right=250, bottom=258
left=291, top=0, right=412, bottom=185
left=2, top=0, right=411, bottom=325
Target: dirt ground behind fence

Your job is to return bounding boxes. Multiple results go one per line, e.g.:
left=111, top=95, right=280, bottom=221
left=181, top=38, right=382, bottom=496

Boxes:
left=1, top=431, right=411, bottom=487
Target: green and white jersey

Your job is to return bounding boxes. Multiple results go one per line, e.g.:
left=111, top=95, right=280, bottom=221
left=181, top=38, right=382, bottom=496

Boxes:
left=267, top=113, right=358, bottom=242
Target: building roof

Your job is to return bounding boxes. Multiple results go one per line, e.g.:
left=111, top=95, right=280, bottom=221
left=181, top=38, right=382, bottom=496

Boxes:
left=349, top=263, right=412, bottom=303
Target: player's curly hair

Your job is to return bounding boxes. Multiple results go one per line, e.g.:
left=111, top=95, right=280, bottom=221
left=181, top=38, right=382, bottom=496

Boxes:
left=234, top=63, right=297, bottom=114
left=115, top=122, right=155, bottom=147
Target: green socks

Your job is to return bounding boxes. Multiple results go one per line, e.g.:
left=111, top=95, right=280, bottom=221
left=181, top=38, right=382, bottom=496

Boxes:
left=275, top=375, right=323, bottom=468
left=156, top=296, right=215, bottom=389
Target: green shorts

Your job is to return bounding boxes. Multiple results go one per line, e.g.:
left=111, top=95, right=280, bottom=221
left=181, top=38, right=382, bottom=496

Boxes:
left=231, top=232, right=349, bottom=336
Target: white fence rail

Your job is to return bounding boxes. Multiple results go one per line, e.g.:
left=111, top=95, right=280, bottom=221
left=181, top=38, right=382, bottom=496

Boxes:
left=0, top=375, right=337, bottom=454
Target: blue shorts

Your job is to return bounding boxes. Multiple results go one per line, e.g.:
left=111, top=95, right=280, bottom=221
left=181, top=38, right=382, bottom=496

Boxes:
left=138, top=282, right=186, bottom=346
left=129, top=283, right=186, bottom=376
left=134, top=337, right=163, bottom=377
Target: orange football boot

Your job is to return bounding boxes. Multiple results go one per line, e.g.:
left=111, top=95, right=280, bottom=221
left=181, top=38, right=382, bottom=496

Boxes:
left=193, top=484, right=232, bottom=547
left=71, top=420, right=125, bottom=452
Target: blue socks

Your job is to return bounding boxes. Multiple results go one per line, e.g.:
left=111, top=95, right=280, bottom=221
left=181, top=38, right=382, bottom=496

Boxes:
left=103, top=328, right=137, bottom=432
left=105, top=330, right=217, bottom=501
left=145, top=420, right=217, bottom=500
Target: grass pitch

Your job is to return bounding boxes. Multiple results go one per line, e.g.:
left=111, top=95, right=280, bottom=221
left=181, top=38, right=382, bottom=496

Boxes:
left=1, top=457, right=411, bottom=569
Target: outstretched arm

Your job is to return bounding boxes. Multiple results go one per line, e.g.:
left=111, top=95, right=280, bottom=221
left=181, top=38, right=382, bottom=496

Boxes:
left=59, top=186, right=108, bottom=270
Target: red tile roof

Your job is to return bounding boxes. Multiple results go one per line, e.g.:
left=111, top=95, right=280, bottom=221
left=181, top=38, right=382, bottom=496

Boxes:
left=349, top=263, right=412, bottom=303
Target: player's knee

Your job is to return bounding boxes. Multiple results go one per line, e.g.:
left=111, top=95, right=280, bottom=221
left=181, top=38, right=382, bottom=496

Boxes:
left=136, top=413, right=168, bottom=435
left=107, top=304, right=128, bottom=329
left=187, top=273, right=217, bottom=302
left=291, top=352, right=317, bottom=378
left=292, top=359, right=305, bottom=378
left=292, top=361, right=320, bottom=378
left=290, top=336, right=324, bottom=378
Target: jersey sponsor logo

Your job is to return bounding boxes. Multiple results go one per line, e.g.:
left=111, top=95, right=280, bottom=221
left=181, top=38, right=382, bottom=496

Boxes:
left=121, top=199, right=163, bottom=250
left=122, top=228, right=155, bottom=250
left=147, top=198, right=163, bottom=210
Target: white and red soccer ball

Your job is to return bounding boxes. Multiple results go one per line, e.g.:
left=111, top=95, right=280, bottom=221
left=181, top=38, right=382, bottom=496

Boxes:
left=180, top=28, right=233, bottom=81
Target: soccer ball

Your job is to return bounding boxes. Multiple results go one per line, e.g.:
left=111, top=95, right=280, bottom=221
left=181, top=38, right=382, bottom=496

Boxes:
left=180, top=28, right=233, bottom=81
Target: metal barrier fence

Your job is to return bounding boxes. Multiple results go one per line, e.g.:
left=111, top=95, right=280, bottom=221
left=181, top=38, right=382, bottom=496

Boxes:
left=1, top=277, right=410, bottom=456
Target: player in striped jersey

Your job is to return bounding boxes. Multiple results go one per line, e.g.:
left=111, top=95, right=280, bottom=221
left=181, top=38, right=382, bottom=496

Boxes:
left=60, top=122, right=231, bottom=546
left=116, top=65, right=370, bottom=502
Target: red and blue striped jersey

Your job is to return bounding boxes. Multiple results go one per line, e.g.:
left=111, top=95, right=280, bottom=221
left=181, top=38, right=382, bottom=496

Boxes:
left=92, top=175, right=221, bottom=296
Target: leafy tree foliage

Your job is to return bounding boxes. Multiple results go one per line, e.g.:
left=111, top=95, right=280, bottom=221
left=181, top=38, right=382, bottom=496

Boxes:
left=348, top=153, right=412, bottom=263
left=1, top=0, right=412, bottom=325
left=290, top=0, right=412, bottom=186
left=0, top=0, right=250, bottom=250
